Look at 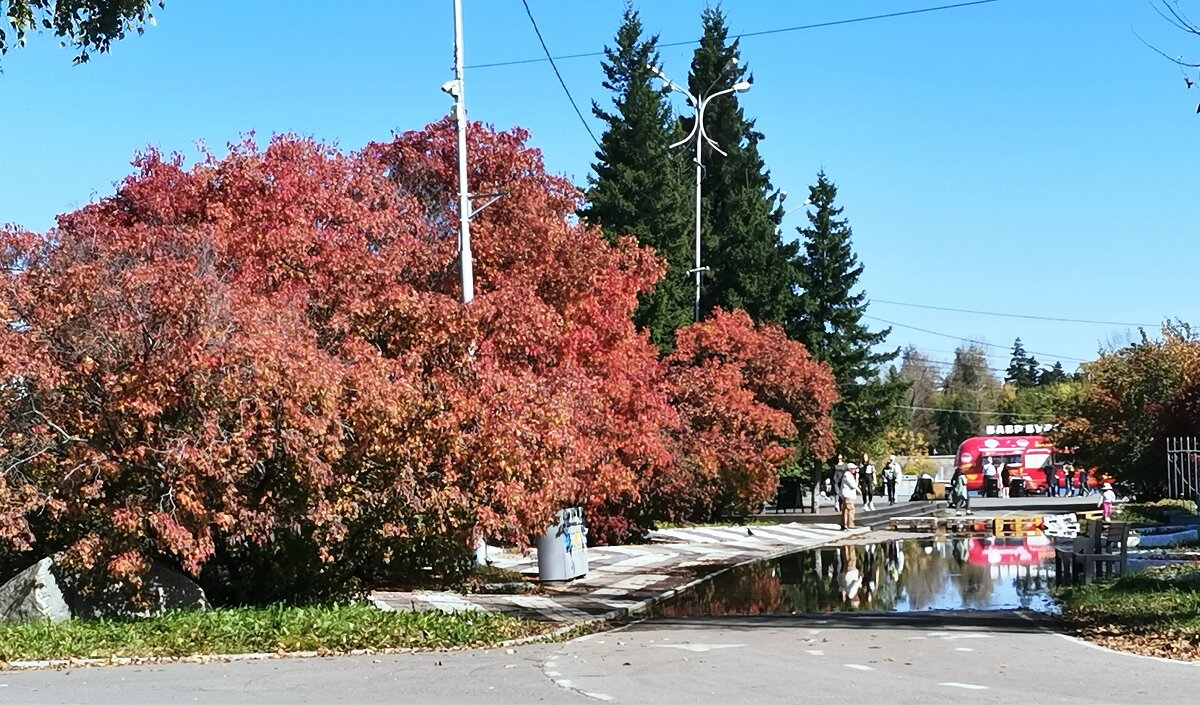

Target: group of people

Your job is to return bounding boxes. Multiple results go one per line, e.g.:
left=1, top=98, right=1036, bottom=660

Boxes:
left=1044, top=462, right=1093, bottom=497
left=828, top=454, right=904, bottom=530
left=948, top=458, right=1119, bottom=520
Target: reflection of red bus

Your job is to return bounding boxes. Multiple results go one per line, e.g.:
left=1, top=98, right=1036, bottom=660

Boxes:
left=967, top=536, right=1054, bottom=566
left=956, top=434, right=1058, bottom=493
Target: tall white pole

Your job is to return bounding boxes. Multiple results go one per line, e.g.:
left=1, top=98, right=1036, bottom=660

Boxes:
left=692, top=119, right=703, bottom=323
left=453, top=0, right=474, bottom=304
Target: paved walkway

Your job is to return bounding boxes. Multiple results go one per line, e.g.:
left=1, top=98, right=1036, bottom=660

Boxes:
left=371, top=523, right=866, bottom=623
left=370, top=495, right=1107, bottom=624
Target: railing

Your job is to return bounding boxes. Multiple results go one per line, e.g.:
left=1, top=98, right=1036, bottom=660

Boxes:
left=1166, top=436, right=1200, bottom=501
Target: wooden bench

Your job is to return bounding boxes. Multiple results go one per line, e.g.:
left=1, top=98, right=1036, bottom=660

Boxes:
left=1055, top=520, right=1130, bottom=584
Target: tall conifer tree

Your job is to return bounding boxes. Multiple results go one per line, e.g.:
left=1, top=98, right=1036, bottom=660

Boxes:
left=1006, top=338, right=1040, bottom=388
left=582, top=7, right=691, bottom=348
left=788, top=170, right=906, bottom=453
left=682, top=7, right=794, bottom=325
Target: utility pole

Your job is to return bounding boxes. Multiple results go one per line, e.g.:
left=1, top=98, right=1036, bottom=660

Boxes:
left=452, top=0, right=474, bottom=304
left=650, top=61, right=750, bottom=322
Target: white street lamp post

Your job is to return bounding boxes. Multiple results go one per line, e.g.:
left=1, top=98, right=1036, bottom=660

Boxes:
left=651, top=63, right=751, bottom=323
left=450, top=0, right=474, bottom=304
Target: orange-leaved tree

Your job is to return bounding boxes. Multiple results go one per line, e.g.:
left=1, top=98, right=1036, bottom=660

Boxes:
left=0, top=120, right=836, bottom=603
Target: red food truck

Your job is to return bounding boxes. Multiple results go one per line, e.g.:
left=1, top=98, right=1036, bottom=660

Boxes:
left=955, top=423, right=1063, bottom=495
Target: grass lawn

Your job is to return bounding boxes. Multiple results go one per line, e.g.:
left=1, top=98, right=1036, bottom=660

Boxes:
left=1056, top=563, right=1200, bottom=661
left=0, top=603, right=550, bottom=663
left=1115, top=499, right=1197, bottom=525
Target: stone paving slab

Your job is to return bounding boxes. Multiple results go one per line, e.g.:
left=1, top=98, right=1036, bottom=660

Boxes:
left=370, top=522, right=867, bottom=623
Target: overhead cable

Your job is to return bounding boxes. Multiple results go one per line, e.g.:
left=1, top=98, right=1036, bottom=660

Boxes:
left=873, top=298, right=1157, bottom=328
left=470, top=0, right=1004, bottom=70
left=519, top=0, right=601, bottom=148
left=864, top=315, right=1088, bottom=363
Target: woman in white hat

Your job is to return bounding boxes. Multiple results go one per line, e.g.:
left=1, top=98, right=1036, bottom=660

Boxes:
left=839, top=463, right=860, bottom=530
left=1098, top=481, right=1117, bottom=521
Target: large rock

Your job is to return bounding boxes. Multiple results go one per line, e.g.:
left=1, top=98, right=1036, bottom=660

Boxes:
left=0, top=557, right=209, bottom=622
left=0, top=558, right=72, bottom=622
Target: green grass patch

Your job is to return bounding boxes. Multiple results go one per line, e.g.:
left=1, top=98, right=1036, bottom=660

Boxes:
left=1116, top=499, right=1198, bottom=525
left=1056, top=563, right=1200, bottom=659
left=0, top=603, right=549, bottom=662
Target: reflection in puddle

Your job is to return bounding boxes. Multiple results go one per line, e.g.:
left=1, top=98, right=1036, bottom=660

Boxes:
left=652, top=536, right=1057, bottom=617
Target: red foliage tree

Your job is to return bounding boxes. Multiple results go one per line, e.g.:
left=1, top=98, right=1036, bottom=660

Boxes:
left=0, top=119, right=837, bottom=601
left=662, top=310, right=837, bottom=521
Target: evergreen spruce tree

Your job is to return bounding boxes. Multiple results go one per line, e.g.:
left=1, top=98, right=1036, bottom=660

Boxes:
left=787, top=170, right=906, bottom=453
left=682, top=7, right=795, bottom=324
left=1005, top=338, right=1039, bottom=388
left=582, top=7, right=691, bottom=348
left=1039, top=360, right=1068, bottom=385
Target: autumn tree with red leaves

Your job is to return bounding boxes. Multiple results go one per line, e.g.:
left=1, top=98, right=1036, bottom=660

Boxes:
left=0, top=119, right=835, bottom=604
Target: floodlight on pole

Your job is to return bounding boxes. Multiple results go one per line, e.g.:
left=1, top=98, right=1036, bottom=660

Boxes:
left=651, top=62, right=752, bottom=322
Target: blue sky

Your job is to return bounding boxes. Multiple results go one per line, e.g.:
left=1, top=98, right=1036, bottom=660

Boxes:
left=1, top=0, right=1196, bottom=378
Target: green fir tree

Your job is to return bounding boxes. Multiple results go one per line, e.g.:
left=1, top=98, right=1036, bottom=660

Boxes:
left=1006, top=338, right=1039, bottom=388
left=787, top=170, right=906, bottom=454
left=682, top=7, right=795, bottom=325
left=582, top=6, right=691, bottom=348
left=1039, top=360, right=1068, bottom=385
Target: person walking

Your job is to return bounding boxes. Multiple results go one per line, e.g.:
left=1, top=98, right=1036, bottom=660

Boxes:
left=1063, top=462, right=1075, bottom=496
left=982, top=458, right=998, bottom=498
left=1099, top=481, right=1117, bottom=521
left=861, top=454, right=877, bottom=511
left=1000, top=462, right=1011, bottom=499
left=832, top=455, right=847, bottom=514
left=1046, top=462, right=1059, bottom=497
left=1077, top=465, right=1090, bottom=496
left=950, top=467, right=971, bottom=516
left=882, top=455, right=901, bottom=506
left=839, top=462, right=860, bottom=530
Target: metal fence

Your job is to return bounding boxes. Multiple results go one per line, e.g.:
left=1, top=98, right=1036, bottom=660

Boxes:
left=1166, top=436, right=1200, bottom=500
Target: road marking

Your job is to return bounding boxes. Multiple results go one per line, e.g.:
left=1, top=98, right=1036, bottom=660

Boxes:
left=944, top=633, right=993, bottom=640
left=583, top=693, right=616, bottom=702
left=955, top=647, right=974, bottom=652
left=940, top=682, right=989, bottom=690
left=845, top=664, right=875, bottom=671
left=805, top=650, right=825, bottom=656
left=653, top=643, right=745, bottom=652
left=545, top=671, right=561, bottom=677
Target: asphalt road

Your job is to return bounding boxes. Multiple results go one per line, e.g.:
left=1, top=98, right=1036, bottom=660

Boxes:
left=2, top=611, right=1195, bottom=704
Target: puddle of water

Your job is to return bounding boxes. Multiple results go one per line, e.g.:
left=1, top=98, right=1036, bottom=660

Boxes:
left=652, top=536, right=1058, bottom=617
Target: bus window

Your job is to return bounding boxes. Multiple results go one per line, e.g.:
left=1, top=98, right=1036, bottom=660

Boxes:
left=1024, top=453, right=1051, bottom=470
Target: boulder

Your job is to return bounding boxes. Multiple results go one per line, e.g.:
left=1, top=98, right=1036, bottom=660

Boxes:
left=0, top=557, right=209, bottom=622
left=0, top=558, right=72, bottom=622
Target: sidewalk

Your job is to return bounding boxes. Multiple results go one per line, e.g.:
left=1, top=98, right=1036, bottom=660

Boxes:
left=370, top=523, right=867, bottom=623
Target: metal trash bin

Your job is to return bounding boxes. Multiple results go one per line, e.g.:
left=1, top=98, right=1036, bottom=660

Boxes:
left=537, top=507, right=588, bottom=582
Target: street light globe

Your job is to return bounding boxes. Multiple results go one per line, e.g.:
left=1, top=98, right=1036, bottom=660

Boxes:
left=732, top=80, right=752, bottom=92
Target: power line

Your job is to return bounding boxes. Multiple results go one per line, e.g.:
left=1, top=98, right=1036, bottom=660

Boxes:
left=893, top=404, right=1051, bottom=420
left=471, top=0, right=1005, bottom=70
left=519, top=0, right=601, bottom=148
left=865, top=315, right=1088, bottom=363
left=910, top=357, right=1012, bottom=375
left=873, top=298, right=1157, bottom=328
